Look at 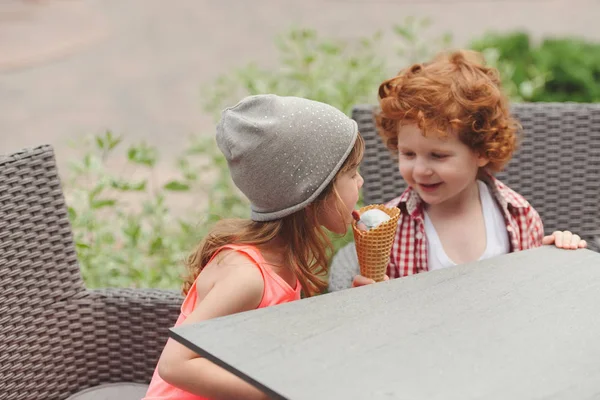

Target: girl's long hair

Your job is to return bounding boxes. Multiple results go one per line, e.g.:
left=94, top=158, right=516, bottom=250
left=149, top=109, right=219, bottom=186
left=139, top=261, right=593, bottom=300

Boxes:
left=183, top=133, right=365, bottom=297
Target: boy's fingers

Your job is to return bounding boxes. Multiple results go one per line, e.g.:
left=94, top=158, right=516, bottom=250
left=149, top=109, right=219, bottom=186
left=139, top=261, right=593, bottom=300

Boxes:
left=542, top=235, right=555, bottom=245
left=560, top=231, right=572, bottom=248
left=552, top=231, right=564, bottom=247
left=570, top=234, right=581, bottom=249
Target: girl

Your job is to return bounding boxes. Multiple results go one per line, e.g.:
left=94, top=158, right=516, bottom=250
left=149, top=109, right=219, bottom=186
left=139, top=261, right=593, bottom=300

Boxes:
left=144, top=94, right=364, bottom=399
left=353, top=50, right=586, bottom=287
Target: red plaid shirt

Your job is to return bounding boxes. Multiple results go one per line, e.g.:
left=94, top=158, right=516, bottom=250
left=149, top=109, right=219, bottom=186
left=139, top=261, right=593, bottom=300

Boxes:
left=384, top=175, right=545, bottom=279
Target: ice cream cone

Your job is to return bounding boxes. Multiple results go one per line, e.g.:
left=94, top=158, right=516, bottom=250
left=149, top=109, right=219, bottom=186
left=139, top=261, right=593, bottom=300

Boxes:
left=352, top=204, right=401, bottom=282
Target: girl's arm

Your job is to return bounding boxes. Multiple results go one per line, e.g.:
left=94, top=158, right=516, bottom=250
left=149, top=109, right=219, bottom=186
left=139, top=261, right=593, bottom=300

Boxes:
left=157, top=252, right=269, bottom=400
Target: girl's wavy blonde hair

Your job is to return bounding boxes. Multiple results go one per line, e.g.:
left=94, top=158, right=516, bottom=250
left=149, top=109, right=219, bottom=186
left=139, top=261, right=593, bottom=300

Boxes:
left=377, top=50, right=520, bottom=173
left=182, top=133, right=364, bottom=297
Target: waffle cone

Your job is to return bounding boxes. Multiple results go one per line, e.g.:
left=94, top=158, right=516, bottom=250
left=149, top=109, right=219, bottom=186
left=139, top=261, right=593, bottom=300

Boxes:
left=352, top=204, right=401, bottom=282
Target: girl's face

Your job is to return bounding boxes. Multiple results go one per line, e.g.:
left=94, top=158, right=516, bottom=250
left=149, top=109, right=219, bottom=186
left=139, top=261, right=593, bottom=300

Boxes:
left=320, top=166, right=364, bottom=234
left=396, top=123, right=489, bottom=209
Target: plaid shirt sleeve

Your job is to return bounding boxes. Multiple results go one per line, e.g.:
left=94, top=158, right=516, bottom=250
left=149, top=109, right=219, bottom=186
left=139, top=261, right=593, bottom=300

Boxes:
left=498, top=180, right=545, bottom=251
left=511, top=202, right=545, bottom=250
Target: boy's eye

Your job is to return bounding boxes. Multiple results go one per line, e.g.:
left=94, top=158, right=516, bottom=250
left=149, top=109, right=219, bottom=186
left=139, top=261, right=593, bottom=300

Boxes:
left=399, top=151, right=415, bottom=157
left=431, top=153, right=448, bottom=159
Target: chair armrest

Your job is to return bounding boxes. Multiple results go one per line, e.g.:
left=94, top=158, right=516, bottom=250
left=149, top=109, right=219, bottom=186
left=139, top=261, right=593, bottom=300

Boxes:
left=78, top=288, right=183, bottom=386
left=328, top=243, right=359, bottom=292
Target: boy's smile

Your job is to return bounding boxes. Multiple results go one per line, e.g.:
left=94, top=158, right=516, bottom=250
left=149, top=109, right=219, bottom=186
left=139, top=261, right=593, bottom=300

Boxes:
left=396, top=123, right=489, bottom=210
left=417, top=182, right=443, bottom=193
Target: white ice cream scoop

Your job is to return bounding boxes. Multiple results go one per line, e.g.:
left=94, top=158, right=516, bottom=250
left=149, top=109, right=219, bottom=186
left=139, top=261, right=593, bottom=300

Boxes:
left=354, top=208, right=391, bottom=231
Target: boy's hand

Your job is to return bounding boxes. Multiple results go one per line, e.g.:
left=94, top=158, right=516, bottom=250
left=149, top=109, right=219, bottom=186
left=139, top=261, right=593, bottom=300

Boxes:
left=542, top=230, right=587, bottom=250
left=352, top=274, right=389, bottom=288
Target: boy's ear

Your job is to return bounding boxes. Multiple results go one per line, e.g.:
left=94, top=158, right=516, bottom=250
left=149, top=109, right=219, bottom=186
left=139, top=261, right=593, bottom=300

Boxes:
left=476, top=153, right=490, bottom=168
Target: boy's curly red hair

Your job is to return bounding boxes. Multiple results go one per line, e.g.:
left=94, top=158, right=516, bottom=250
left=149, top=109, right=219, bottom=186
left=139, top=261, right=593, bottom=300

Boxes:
left=376, top=50, right=520, bottom=173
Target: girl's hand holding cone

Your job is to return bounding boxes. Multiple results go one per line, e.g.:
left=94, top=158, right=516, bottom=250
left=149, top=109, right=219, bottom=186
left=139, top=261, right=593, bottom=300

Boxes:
left=352, top=273, right=389, bottom=288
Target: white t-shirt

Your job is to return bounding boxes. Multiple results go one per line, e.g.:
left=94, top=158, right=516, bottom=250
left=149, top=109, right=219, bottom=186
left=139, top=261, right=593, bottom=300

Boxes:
left=424, top=180, right=510, bottom=271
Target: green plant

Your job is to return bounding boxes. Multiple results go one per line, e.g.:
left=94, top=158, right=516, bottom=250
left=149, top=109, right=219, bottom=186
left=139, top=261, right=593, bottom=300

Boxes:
left=393, top=16, right=453, bottom=65
left=471, top=32, right=548, bottom=101
left=204, top=21, right=453, bottom=118
left=203, top=28, right=386, bottom=118
left=532, top=38, right=600, bottom=102
left=471, top=32, right=600, bottom=102
left=66, top=131, right=248, bottom=289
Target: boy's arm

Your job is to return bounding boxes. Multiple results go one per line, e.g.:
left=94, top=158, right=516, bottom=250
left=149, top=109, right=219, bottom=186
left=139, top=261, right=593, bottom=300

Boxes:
left=157, top=254, right=269, bottom=400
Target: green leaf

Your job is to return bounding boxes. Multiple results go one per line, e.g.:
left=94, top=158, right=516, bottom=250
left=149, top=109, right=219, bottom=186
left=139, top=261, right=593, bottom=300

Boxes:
left=91, top=199, right=117, bottom=209
left=95, top=136, right=105, bottom=150
left=149, top=237, right=164, bottom=255
left=67, top=206, right=77, bottom=221
left=124, top=219, right=142, bottom=245
left=163, top=181, right=190, bottom=191
left=393, top=25, right=414, bottom=41
left=127, top=143, right=158, bottom=167
left=95, top=130, right=122, bottom=151
left=111, top=179, right=147, bottom=191
left=88, top=184, right=105, bottom=202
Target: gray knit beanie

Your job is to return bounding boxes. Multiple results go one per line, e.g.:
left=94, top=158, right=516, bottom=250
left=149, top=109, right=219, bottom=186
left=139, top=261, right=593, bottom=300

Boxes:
left=216, top=94, right=359, bottom=221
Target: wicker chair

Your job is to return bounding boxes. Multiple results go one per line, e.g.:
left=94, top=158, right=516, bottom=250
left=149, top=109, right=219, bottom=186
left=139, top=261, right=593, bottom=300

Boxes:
left=329, top=103, right=600, bottom=292
left=0, top=145, right=182, bottom=399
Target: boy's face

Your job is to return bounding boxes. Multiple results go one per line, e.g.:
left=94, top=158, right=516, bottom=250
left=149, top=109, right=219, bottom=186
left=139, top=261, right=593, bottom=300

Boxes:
left=396, top=123, right=489, bottom=208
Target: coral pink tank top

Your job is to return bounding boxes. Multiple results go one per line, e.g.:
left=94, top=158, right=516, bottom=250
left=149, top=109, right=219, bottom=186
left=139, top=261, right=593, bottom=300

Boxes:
left=143, top=244, right=302, bottom=400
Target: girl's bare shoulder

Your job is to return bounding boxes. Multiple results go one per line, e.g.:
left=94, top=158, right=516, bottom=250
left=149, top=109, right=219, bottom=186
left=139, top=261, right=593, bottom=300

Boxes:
left=197, top=248, right=265, bottom=298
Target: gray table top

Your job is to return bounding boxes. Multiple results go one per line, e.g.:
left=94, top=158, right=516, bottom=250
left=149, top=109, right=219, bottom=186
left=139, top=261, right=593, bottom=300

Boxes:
left=171, top=247, right=600, bottom=400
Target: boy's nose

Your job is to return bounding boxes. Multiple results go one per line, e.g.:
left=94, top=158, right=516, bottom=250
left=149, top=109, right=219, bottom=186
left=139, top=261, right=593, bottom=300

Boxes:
left=413, top=159, right=433, bottom=177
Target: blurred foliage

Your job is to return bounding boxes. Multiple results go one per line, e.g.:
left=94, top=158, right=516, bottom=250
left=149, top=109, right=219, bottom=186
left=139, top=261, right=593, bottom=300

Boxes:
left=203, top=17, right=452, bottom=117
left=67, top=131, right=246, bottom=288
left=471, top=32, right=600, bottom=102
left=203, top=28, right=384, bottom=118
